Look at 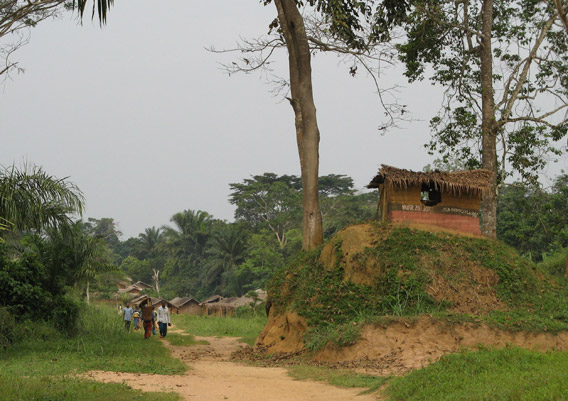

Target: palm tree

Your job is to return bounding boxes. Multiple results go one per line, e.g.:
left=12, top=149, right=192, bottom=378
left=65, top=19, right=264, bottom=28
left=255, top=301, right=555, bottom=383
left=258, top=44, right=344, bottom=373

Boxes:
left=0, top=164, right=84, bottom=238
left=201, top=224, right=247, bottom=295
left=42, top=221, right=115, bottom=303
left=136, top=226, right=165, bottom=294
left=135, top=226, right=163, bottom=259
left=162, top=210, right=213, bottom=262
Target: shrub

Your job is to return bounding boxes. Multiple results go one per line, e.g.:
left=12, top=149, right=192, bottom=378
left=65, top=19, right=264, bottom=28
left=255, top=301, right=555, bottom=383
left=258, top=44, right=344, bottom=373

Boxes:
left=0, top=307, right=16, bottom=349
left=51, top=296, right=81, bottom=334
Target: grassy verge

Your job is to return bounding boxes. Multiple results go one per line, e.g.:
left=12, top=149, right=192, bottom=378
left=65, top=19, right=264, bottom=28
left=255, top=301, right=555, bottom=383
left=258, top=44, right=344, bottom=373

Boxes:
left=0, top=375, right=181, bottom=401
left=287, top=365, right=388, bottom=394
left=0, top=303, right=185, bottom=401
left=164, top=332, right=209, bottom=347
left=385, top=347, right=568, bottom=401
left=172, top=314, right=266, bottom=346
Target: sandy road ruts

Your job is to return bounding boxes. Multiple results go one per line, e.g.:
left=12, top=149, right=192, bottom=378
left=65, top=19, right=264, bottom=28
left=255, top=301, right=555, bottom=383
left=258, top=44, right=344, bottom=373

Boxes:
left=82, top=329, right=377, bottom=401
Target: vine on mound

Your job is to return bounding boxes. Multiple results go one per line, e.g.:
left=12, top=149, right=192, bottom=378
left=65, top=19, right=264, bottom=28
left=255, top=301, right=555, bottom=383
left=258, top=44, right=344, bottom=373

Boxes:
left=265, top=223, right=568, bottom=351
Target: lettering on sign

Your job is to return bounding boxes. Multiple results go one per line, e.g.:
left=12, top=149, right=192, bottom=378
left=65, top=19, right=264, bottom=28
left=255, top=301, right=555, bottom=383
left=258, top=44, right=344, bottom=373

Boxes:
left=391, top=203, right=480, bottom=218
left=441, top=207, right=480, bottom=218
left=401, top=204, right=431, bottom=213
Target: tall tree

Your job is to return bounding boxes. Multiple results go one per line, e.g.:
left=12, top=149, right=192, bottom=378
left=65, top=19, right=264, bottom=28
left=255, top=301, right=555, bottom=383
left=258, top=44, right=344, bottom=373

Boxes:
left=271, top=0, right=324, bottom=249
left=397, top=0, right=568, bottom=238
left=229, top=173, right=302, bottom=249
left=73, top=0, right=407, bottom=248
left=201, top=223, right=248, bottom=296
left=162, top=209, right=213, bottom=262
left=245, top=0, right=408, bottom=249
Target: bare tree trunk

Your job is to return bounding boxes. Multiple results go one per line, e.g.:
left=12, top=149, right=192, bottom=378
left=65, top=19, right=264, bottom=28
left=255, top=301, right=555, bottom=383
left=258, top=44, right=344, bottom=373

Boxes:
left=480, top=0, right=498, bottom=239
left=86, top=280, right=90, bottom=304
left=152, top=269, right=160, bottom=296
left=274, top=0, right=323, bottom=250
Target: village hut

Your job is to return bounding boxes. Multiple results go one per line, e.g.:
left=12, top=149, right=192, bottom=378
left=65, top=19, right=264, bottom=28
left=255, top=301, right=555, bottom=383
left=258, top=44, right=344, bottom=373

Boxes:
left=202, top=292, right=266, bottom=317
left=116, top=279, right=131, bottom=290
left=252, top=289, right=267, bottom=301
left=118, top=280, right=154, bottom=297
left=169, top=297, right=202, bottom=315
left=368, top=165, right=492, bottom=236
left=202, top=295, right=223, bottom=304
left=130, top=295, right=173, bottom=309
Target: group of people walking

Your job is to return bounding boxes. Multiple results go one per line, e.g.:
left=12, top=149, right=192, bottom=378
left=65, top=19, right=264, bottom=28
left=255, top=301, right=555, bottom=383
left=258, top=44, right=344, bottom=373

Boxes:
left=122, top=300, right=171, bottom=339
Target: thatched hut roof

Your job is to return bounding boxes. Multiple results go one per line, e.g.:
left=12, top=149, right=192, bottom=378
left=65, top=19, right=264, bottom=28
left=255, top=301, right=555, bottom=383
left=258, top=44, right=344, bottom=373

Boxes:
left=132, top=281, right=153, bottom=289
left=131, top=295, right=173, bottom=308
left=170, top=297, right=199, bottom=307
left=367, top=165, right=492, bottom=195
left=202, top=295, right=223, bottom=304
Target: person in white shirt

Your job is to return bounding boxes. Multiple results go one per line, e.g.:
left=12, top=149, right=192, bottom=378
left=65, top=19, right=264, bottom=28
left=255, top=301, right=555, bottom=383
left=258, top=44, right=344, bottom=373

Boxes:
left=122, top=303, right=134, bottom=331
left=156, top=301, right=171, bottom=338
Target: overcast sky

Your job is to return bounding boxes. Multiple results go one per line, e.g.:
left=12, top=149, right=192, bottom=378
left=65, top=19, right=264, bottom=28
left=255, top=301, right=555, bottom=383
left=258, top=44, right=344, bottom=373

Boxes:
left=2, top=0, right=565, bottom=239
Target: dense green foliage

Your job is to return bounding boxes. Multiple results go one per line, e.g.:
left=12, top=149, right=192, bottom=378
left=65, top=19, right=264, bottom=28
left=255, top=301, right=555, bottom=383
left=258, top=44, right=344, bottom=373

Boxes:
left=498, top=174, right=568, bottom=261
left=268, top=225, right=568, bottom=350
left=396, top=0, right=568, bottom=185
left=386, top=347, right=568, bottom=401
left=104, top=173, right=375, bottom=300
left=0, top=221, right=114, bottom=336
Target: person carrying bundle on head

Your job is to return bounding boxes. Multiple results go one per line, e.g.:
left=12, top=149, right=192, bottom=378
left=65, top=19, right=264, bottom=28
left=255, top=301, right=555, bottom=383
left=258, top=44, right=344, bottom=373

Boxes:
left=140, top=299, right=155, bottom=339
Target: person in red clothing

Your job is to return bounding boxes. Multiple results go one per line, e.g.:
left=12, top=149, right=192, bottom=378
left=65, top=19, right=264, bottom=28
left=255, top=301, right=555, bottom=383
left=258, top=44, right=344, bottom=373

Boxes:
left=140, top=299, right=155, bottom=339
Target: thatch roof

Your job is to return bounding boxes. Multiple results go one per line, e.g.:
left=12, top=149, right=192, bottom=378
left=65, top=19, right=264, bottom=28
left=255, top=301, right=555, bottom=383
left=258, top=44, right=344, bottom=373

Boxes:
left=367, top=165, right=492, bottom=195
left=131, top=295, right=173, bottom=308
left=132, top=281, right=153, bottom=289
left=202, top=295, right=223, bottom=304
left=170, top=297, right=199, bottom=307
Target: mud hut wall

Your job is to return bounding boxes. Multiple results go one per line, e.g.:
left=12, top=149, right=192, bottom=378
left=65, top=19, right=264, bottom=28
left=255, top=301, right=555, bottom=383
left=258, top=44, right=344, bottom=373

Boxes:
left=204, top=303, right=235, bottom=317
left=385, top=184, right=483, bottom=235
left=178, top=303, right=202, bottom=316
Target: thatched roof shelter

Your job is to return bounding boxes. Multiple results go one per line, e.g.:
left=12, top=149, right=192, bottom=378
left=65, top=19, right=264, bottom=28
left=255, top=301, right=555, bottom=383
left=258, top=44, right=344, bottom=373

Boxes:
left=130, top=295, right=173, bottom=309
left=368, top=165, right=492, bottom=195
left=170, top=297, right=200, bottom=308
left=202, top=295, right=223, bottom=304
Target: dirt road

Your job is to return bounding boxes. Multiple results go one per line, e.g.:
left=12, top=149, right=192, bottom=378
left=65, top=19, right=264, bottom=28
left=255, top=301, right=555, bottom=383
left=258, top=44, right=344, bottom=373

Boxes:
left=83, top=329, right=378, bottom=401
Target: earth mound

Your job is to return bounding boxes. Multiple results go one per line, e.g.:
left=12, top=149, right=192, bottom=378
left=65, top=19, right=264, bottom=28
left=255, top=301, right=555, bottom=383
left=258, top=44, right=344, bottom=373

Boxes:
left=256, top=223, right=568, bottom=372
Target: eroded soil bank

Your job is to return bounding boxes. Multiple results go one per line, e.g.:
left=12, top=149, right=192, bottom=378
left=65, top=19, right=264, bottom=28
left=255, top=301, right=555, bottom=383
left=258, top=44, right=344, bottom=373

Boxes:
left=257, top=313, right=568, bottom=375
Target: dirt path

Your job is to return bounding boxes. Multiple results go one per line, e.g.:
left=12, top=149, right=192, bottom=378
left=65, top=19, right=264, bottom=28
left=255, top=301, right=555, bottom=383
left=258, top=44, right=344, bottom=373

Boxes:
left=83, top=327, right=377, bottom=401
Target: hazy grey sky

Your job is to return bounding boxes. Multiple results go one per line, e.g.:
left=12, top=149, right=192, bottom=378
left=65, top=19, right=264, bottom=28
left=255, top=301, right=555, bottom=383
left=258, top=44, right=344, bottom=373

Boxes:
left=2, top=1, right=563, bottom=238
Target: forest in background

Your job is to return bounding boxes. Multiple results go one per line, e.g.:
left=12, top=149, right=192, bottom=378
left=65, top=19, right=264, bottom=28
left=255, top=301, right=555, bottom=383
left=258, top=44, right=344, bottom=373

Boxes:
left=1, top=164, right=567, bottom=343
left=89, top=169, right=568, bottom=301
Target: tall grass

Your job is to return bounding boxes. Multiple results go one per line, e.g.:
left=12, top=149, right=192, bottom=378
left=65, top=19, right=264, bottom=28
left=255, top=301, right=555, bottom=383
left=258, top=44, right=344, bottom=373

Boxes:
left=172, top=314, right=267, bottom=346
left=538, top=249, right=567, bottom=277
left=1, top=303, right=185, bottom=376
left=0, top=303, right=186, bottom=400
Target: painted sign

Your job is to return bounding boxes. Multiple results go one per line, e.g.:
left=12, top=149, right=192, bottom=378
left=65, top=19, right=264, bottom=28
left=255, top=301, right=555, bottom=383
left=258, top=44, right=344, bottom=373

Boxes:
left=391, top=203, right=480, bottom=218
